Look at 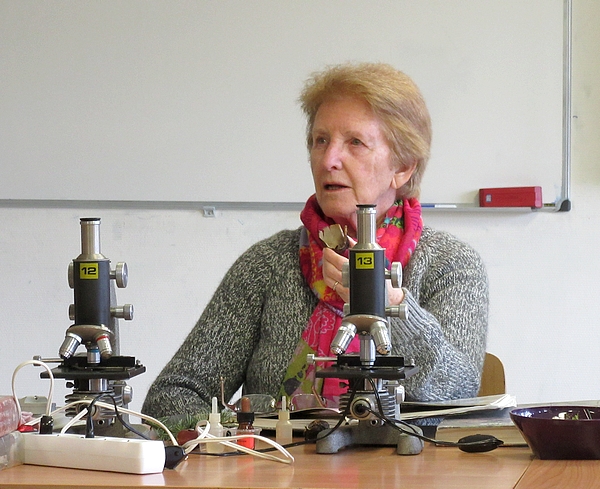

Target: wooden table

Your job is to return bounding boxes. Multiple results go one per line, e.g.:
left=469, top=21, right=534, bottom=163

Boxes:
left=1, top=440, right=599, bottom=489
left=515, top=458, right=600, bottom=489
left=0, top=442, right=541, bottom=489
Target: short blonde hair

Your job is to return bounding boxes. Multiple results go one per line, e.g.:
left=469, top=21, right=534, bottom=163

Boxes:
left=299, top=62, right=432, bottom=198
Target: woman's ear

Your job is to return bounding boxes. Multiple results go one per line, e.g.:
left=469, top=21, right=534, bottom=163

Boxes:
left=391, top=160, right=416, bottom=190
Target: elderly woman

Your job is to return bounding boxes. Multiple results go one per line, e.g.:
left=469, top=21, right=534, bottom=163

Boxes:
left=142, top=62, right=488, bottom=419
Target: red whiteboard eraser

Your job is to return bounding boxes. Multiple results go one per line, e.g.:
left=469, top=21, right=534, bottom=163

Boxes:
left=479, top=186, right=543, bottom=208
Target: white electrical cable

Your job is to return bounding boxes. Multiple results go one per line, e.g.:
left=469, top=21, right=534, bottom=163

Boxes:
left=59, top=407, right=89, bottom=434
left=12, top=361, right=293, bottom=465
left=51, top=399, right=179, bottom=447
left=181, top=420, right=295, bottom=464
left=11, top=359, right=55, bottom=423
left=58, top=400, right=293, bottom=464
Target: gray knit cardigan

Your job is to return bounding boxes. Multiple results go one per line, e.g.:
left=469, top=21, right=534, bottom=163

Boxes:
left=142, top=226, right=488, bottom=419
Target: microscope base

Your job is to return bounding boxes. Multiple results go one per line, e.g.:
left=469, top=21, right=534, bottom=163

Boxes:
left=316, top=421, right=424, bottom=455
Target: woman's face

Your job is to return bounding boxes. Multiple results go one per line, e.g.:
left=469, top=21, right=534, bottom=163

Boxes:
left=310, top=95, right=413, bottom=233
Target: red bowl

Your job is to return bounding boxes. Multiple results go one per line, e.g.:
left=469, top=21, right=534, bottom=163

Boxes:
left=510, top=406, right=600, bottom=459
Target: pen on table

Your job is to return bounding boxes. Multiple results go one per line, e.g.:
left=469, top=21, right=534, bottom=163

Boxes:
left=421, top=204, right=458, bottom=209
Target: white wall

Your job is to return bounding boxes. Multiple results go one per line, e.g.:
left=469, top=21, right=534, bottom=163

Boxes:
left=1, top=0, right=598, bottom=413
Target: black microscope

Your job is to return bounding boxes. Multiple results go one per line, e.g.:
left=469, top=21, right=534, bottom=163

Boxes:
left=38, top=218, right=145, bottom=435
left=311, top=204, right=423, bottom=455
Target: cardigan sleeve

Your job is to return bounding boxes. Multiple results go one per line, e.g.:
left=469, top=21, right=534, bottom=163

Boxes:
left=141, top=236, right=279, bottom=419
left=390, top=229, right=489, bottom=401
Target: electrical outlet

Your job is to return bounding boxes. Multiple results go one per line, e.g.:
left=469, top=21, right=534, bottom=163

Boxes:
left=21, top=433, right=166, bottom=474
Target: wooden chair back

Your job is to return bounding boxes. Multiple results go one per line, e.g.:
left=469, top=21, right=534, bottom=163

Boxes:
left=478, top=352, right=506, bottom=396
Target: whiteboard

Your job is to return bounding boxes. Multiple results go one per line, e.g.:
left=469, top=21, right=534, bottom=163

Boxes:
left=0, top=0, right=566, bottom=204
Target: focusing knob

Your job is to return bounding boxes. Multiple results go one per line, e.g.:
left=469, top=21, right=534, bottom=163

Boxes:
left=67, top=262, right=74, bottom=289
left=112, top=262, right=128, bottom=288
left=341, top=262, right=350, bottom=288
left=112, top=304, right=134, bottom=320
left=388, top=262, right=402, bottom=288
left=386, top=304, right=408, bottom=320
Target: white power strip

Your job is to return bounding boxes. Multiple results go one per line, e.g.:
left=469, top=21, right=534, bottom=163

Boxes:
left=21, top=432, right=166, bottom=474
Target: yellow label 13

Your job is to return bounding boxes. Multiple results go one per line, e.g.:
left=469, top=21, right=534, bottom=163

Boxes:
left=355, top=252, right=374, bottom=269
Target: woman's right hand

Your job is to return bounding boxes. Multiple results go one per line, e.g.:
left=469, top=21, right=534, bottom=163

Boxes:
left=322, top=237, right=356, bottom=304
left=322, top=247, right=348, bottom=302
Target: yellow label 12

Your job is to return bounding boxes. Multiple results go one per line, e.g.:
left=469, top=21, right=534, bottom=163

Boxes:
left=79, top=263, right=99, bottom=279
left=355, top=252, right=374, bottom=269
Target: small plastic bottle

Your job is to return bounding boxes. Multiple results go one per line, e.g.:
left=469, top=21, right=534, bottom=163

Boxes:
left=206, top=397, right=224, bottom=454
left=236, top=396, right=255, bottom=450
left=275, top=396, right=293, bottom=446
